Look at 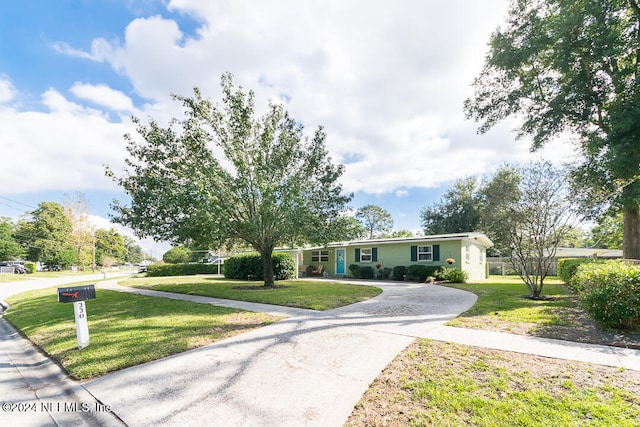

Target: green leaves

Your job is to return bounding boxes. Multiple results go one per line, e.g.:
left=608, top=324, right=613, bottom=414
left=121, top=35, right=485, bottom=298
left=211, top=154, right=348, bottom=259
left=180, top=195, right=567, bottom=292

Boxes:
left=466, top=0, right=640, bottom=258
left=108, top=73, right=352, bottom=285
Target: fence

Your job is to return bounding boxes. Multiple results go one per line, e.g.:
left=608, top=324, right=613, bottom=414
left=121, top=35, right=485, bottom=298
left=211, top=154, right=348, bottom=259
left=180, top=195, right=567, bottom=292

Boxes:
left=487, top=257, right=558, bottom=276
left=0, top=266, right=15, bottom=275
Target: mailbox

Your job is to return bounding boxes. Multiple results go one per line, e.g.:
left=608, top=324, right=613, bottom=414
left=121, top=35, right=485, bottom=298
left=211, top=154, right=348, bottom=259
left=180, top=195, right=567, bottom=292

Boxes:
left=57, top=285, right=96, bottom=303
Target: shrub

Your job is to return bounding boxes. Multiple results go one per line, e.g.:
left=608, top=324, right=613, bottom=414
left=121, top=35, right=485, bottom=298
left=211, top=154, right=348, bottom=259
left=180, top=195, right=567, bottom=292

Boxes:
left=557, top=258, right=601, bottom=286
left=381, top=267, right=392, bottom=279
left=444, top=268, right=469, bottom=283
left=359, top=266, right=374, bottom=279
left=223, top=252, right=294, bottom=281
left=348, top=264, right=361, bottom=278
left=23, top=262, right=36, bottom=274
left=407, top=265, right=430, bottom=282
left=272, top=253, right=295, bottom=280
left=573, top=260, right=640, bottom=329
left=162, top=247, right=191, bottom=264
left=146, top=263, right=221, bottom=277
left=405, top=265, right=446, bottom=282
left=392, top=266, right=408, bottom=281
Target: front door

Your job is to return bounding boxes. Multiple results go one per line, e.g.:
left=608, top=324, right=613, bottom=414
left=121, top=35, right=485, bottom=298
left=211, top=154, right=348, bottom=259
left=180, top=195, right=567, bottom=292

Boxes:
left=336, top=249, right=346, bottom=275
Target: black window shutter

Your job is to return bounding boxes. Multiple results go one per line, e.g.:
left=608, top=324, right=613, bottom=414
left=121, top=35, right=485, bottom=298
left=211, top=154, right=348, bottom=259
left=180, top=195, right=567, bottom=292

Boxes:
left=434, top=245, right=440, bottom=261
left=411, top=246, right=417, bottom=262
left=355, top=248, right=360, bottom=262
left=372, top=248, right=378, bottom=262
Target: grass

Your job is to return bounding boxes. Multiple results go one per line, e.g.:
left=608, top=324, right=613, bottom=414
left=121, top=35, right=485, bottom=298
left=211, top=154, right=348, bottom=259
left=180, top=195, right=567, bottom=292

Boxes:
left=347, top=339, right=640, bottom=426
left=3, top=276, right=381, bottom=379
left=347, top=275, right=640, bottom=425
left=443, top=276, right=579, bottom=331
left=119, top=276, right=383, bottom=310
left=4, top=286, right=281, bottom=379
left=0, top=269, right=122, bottom=283
left=6, top=273, right=640, bottom=424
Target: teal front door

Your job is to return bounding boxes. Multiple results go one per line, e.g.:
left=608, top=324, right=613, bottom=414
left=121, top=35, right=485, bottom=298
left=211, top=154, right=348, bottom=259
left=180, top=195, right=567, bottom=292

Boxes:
left=336, top=249, right=346, bottom=275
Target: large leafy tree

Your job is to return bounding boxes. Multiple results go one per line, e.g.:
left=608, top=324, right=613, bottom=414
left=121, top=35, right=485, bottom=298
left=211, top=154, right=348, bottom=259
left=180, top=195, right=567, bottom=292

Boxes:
left=163, top=246, right=191, bottom=264
left=16, top=202, right=76, bottom=267
left=94, top=228, right=127, bottom=266
left=355, top=205, right=394, bottom=239
left=588, top=211, right=623, bottom=249
left=123, top=236, right=145, bottom=264
left=465, top=0, right=640, bottom=259
left=107, top=73, right=352, bottom=286
left=0, top=218, right=24, bottom=260
left=420, top=177, right=481, bottom=235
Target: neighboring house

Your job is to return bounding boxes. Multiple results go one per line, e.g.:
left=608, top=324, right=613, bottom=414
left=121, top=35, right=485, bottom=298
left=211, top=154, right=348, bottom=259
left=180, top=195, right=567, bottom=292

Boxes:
left=299, top=232, right=493, bottom=282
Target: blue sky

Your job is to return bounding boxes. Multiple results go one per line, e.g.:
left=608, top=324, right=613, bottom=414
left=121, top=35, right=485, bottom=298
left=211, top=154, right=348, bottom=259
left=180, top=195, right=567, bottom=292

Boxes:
left=0, top=1, right=575, bottom=256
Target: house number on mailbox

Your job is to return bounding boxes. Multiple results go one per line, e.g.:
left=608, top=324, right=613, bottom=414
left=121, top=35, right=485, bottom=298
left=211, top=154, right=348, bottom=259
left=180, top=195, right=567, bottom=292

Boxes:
left=58, top=285, right=96, bottom=350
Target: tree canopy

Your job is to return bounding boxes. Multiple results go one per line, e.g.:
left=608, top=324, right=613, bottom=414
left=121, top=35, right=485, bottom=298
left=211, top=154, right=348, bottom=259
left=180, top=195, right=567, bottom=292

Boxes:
left=16, top=202, right=76, bottom=267
left=421, top=177, right=480, bottom=235
left=355, top=205, right=394, bottom=239
left=464, top=0, right=640, bottom=259
left=163, top=246, right=191, bottom=264
left=107, top=73, right=353, bottom=286
left=0, top=218, right=24, bottom=260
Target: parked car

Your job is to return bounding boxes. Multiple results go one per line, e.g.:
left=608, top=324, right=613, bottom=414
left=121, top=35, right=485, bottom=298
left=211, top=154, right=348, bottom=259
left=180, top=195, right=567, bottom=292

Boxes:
left=40, top=264, right=62, bottom=272
left=138, top=266, right=148, bottom=273
left=0, top=262, right=26, bottom=274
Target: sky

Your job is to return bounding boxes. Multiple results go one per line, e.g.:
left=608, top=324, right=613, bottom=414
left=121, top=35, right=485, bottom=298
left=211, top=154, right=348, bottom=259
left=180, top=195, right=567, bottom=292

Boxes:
left=0, top=0, right=577, bottom=257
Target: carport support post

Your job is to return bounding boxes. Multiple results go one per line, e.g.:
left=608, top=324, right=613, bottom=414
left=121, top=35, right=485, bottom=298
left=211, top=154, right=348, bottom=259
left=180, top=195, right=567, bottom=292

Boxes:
left=73, top=301, right=90, bottom=349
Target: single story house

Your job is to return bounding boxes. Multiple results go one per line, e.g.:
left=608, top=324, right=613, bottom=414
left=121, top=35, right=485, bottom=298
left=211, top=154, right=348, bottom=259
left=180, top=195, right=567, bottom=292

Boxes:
left=298, top=232, right=493, bottom=282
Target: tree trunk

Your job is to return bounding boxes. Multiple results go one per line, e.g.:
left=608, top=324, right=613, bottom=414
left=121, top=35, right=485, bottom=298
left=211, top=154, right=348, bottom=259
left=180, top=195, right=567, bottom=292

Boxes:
left=261, top=249, right=275, bottom=287
left=623, top=202, right=640, bottom=260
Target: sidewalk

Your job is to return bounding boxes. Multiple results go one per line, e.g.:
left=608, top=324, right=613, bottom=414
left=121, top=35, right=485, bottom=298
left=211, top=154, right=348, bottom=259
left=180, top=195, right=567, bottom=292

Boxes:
left=2, top=276, right=640, bottom=426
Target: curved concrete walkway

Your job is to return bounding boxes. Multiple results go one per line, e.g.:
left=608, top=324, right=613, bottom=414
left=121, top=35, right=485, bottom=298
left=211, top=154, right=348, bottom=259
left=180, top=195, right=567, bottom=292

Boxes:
left=84, top=279, right=477, bottom=426
left=2, top=276, right=640, bottom=426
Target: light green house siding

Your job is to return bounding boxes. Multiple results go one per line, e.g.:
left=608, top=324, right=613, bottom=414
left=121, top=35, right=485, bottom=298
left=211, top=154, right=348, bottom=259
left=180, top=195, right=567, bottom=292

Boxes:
left=300, top=233, right=492, bottom=282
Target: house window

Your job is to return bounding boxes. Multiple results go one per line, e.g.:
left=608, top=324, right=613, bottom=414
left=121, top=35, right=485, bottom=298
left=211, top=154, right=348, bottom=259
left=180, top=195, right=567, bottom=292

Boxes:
left=311, top=250, right=329, bottom=262
left=463, top=246, right=469, bottom=263
left=417, top=245, right=433, bottom=262
left=360, top=248, right=372, bottom=262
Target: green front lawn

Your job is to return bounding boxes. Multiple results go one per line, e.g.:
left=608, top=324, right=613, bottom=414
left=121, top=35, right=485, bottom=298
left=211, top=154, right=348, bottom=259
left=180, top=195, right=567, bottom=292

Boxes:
left=4, top=287, right=281, bottom=379
left=444, top=276, right=580, bottom=330
left=119, top=276, right=383, bottom=310
left=3, top=277, right=381, bottom=379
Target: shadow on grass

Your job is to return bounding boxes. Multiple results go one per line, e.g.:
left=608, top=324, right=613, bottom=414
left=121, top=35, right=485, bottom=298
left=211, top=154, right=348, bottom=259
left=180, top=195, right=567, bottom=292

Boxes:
left=4, top=288, right=280, bottom=379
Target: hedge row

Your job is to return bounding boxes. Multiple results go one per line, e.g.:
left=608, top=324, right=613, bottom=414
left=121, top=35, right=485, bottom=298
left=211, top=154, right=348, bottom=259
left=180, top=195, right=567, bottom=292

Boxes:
left=557, top=258, right=604, bottom=286
left=348, top=264, right=466, bottom=283
left=572, top=260, right=640, bottom=330
left=223, top=252, right=295, bottom=281
left=146, top=263, right=222, bottom=277
left=348, top=265, right=391, bottom=279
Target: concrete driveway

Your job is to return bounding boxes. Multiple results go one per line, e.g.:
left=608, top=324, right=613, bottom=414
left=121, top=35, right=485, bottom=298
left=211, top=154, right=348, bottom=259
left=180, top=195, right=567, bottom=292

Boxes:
left=82, top=280, right=477, bottom=426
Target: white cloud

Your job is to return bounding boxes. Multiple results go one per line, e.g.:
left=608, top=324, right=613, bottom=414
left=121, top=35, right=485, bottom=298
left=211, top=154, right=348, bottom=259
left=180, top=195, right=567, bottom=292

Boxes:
left=0, top=77, right=17, bottom=104
left=395, top=190, right=409, bottom=198
left=5, top=0, right=580, bottom=207
left=70, top=82, right=134, bottom=112
left=0, top=88, right=131, bottom=194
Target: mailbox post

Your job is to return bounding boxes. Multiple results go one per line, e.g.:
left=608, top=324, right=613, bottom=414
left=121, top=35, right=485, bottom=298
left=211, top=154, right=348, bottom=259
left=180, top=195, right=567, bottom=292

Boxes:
left=57, top=285, right=96, bottom=350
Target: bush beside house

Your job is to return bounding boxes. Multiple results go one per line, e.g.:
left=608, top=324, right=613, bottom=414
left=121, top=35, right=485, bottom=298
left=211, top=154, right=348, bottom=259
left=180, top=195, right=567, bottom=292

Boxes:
left=224, top=253, right=295, bottom=281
